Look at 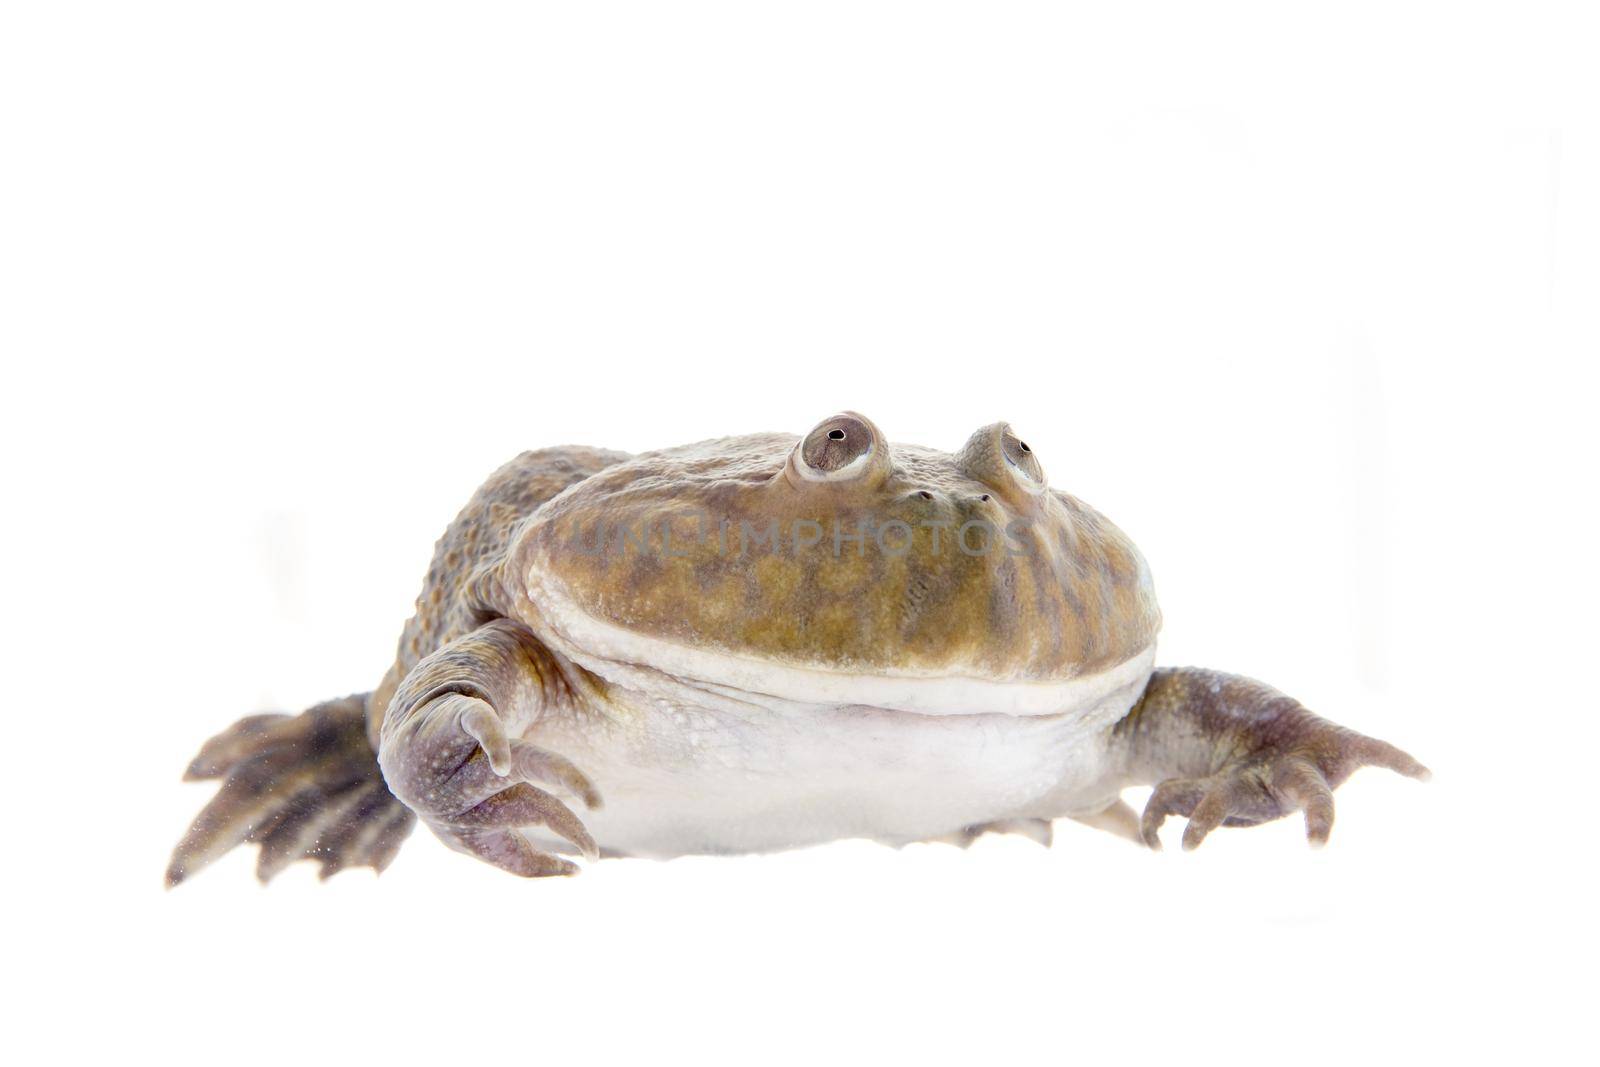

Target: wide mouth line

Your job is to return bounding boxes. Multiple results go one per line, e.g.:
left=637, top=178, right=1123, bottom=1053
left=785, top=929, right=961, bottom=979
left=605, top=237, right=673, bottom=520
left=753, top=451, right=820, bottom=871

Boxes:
left=529, top=573, right=1155, bottom=717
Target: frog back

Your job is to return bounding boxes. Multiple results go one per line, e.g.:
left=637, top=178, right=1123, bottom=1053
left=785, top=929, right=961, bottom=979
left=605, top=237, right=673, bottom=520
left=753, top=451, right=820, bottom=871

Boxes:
left=369, top=446, right=631, bottom=738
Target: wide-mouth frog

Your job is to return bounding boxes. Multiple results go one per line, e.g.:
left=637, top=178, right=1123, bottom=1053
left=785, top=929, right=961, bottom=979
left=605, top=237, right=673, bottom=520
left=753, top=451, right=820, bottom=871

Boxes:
left=168, top=413, right=1427, bottom=884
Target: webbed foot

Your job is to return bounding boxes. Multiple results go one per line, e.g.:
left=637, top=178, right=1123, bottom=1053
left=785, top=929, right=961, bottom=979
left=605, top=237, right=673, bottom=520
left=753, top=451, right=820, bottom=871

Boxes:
left=167, top=693, right=416, bottom=886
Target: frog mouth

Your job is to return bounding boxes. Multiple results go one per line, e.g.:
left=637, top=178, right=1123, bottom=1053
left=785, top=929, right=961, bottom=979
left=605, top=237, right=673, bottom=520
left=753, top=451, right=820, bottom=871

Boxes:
left=530, top=577, right=1156, bottom=719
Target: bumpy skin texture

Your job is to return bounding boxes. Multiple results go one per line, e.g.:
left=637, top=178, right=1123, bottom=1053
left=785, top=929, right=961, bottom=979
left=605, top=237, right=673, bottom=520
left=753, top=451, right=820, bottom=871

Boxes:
left=169, top=416, right=1426, bottom=884
left=515, top=425, right=1160, bottom=680
left=369, top=446, right=632, bottom=745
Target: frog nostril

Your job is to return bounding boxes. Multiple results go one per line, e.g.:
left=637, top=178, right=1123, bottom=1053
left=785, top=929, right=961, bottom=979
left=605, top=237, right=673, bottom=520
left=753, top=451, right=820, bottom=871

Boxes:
left=979, top=494, right=991, bottom=503
left=1017, top=441, right=1031, bottom=453
left=917, top=490, right=934, bottom=501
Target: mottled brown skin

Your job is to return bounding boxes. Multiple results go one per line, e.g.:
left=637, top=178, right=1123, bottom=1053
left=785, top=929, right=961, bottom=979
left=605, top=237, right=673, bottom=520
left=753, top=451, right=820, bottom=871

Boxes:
left=168, top=414, right=1427, bottom=885
left=515, top=422, right=1159, bottom=680
left=368, top=446, right=631, bottom=746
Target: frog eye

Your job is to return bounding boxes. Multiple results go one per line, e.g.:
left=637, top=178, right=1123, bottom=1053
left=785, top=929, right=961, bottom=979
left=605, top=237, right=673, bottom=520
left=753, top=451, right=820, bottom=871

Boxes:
left=955, top=421, right=1047, bottom=500
left=1001, top=429, right=1045, bottom=487
left=796, top=413, right=880, bottom=481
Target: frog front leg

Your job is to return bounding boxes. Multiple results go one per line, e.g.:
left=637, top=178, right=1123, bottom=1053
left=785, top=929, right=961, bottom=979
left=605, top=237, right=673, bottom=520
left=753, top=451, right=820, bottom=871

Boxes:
left=1108, top=667, right=1429, bottom=850
left=378, top=619, right=603, bottom=877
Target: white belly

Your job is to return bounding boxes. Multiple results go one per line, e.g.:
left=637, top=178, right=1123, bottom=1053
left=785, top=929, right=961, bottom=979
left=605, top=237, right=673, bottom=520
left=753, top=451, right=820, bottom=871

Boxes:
left=520, top=673, right=1146, bottom=860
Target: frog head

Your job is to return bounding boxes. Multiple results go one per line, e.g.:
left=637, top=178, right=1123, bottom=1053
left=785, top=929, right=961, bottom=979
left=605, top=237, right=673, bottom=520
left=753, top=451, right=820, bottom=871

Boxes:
left=514, top=413, right=1160, bottom=715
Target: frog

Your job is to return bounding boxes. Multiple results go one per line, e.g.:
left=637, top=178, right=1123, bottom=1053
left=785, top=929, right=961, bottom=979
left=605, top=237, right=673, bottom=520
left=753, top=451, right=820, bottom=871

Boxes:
left=167, top=412, right=1428, bottom=885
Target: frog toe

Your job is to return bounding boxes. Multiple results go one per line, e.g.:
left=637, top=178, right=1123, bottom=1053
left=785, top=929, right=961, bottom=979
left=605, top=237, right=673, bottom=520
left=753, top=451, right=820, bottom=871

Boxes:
left=454, top=782, right=599, bottom=860
left=380, top=690, right=602, bottom=876
left=168, top=694, right=416, bottom=886
left=1139, top=734, right=1429, bottom=852
left=931, top=817, right=1053, bottom=849
left=1067, top=798, right=1143, bottom=844
left=437, top=826, right=581, bottom=878
left=181, top=713, right=291, bottom=781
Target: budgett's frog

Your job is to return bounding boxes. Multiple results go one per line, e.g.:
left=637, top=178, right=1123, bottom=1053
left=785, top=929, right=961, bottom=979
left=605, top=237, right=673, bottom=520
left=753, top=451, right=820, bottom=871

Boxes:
left=168, top=413, right=1427, bottom=884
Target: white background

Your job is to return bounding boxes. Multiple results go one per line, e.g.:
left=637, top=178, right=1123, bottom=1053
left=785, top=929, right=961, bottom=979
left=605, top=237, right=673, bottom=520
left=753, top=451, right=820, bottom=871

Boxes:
left=4, top=3, right=1595, bottom=1063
